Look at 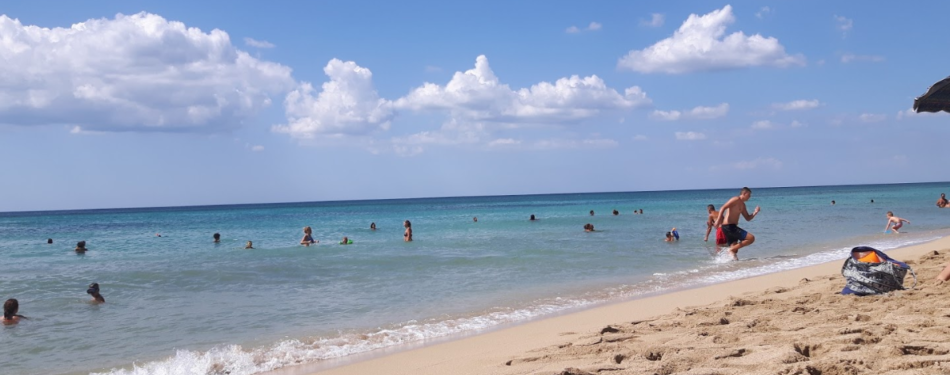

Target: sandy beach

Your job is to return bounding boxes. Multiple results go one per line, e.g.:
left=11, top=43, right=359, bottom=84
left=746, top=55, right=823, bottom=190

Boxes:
left=296, top=236, right=950, bottom=375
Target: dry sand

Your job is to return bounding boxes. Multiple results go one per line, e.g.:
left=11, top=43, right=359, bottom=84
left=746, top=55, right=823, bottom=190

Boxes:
left=299, top=237, right=950, bottom=375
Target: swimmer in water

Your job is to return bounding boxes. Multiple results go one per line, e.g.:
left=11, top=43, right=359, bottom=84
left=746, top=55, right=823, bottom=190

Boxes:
left=2, top=299, right=25, bottom=325
left=612, top=209, right=619, bottom=216
left=245, top=241, right=254, bottom=249
left=75, top=241, right=87, bottom=254
left=473, top=217, right=478, bottom=223
left=87, top=283, right=105, bottom=304
left=301, top=226, right=317, bottom=246
left=529, top=214, right=536, bottom=221
left=584, top=223, right=595, bottom=232
left=47, top=238, right=53, bottom=244
left=403, top=220, right=413, bottom=242
left=370, top=222, right=376, bottom=230
left=341, top=236, right=351, bottom=245
left=589, top=210, right=594, bottom=216
left=213, top=233, right=220, bottom=243
left=665, top=232, right=675, bottom=242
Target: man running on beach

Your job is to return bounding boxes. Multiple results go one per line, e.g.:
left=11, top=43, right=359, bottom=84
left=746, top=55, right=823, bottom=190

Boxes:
left=713, top=187, right=761, bottom=260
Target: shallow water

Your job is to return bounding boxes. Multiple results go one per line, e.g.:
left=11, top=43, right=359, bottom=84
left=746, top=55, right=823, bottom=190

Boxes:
left=1, top=182, right=949, bottom=375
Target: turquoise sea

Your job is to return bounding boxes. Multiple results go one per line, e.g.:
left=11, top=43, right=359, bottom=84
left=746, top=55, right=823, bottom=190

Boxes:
left=2, top=183, right=949, bottom=375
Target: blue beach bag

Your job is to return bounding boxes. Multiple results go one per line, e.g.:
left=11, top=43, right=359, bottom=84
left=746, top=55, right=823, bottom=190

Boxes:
left=841, top=246, right=916, bottom=296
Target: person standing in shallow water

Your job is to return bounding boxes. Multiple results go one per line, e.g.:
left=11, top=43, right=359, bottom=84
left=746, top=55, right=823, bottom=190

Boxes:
left=713, top=187, right=761, bottom=261
left=301, top=226, right=317, bottom=246
left=403, top=220, right=413, bottom=242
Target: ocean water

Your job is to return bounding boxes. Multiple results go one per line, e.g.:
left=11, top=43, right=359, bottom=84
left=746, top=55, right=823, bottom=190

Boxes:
left=1, top=183, right=949, bottom=375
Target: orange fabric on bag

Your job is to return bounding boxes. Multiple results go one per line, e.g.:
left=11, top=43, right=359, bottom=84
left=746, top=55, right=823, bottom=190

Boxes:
left=857, top=252, right=883, bottom=263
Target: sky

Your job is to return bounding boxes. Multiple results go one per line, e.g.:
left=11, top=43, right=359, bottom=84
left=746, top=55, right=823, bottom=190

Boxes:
left=1, top=1, right=949, bottom=212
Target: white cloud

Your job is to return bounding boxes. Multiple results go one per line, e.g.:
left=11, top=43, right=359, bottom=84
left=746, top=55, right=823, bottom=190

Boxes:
left=772, top=99, right=820, bottom=111
left=734, top=157, right=782, bottom=170
left=755, top=7, right=771, bottom=19
left=640, top=13, right=665, bottom=27
left=273, top=59, right=394, bottom=139
left=751, top=120, right=775, bottom=129
left=841, top=53, right=885, bottom=63
left=488, top=138, right=522, bottom=147
left=675, top=131, right=706, bottom=141
left=244, top=37, right=275, bottom=48
left=566, top=22, right=602, bottom=33
left=896, top=108, right=949, bottom=120
left=633, top=135, right=648, bottom=141
left=618, top=5, right=805, bottom=74
left=395, top=55, right=651, bottom=125
left=650, top=103, right=729, bottom=121
left=251, top=145, right=265, bottom=152
left=858, top=113, right=886, bottom=123
left=532, top=138, right=618, bottom=150
left=0, top=13, right=294, bottom=132
left=790, top=120, right=805, bottom=128
left=834, top=15, right=853, bottom=36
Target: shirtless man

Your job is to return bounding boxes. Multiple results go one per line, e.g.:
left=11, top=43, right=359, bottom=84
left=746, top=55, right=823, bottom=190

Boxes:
left=713, top=187, right=761, bottom=260
left=937, top=193, right=949, bottom=208
left=703, top=204, right=723, bottom=244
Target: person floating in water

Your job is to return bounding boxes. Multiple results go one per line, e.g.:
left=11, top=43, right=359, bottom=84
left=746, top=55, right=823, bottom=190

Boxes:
left=403, top=220, right=413, bottom=242
left=831, top=200, right=836, bottom=205
left=589, top=210, right=594, bottom=216
left=937, top=193, right=949, bottom=208
left=639, top=209, right=643, bottom=214
left=213, top=233, right=220, bottom=243
left=2, top=299, right=25, bottom=325
left=87, top=283, right=105, bottom=304
left=714, top=187, right=761, bottom=261
left=584, top=223, right=595, bottom=232
left=612, top=209, right=619, bottom=216
left=47, top=238, right=53, bottom=244
left=301, top=226, right=317, bottom=246
left=340, top=236, right=352, bottom=245
left=884, top=211, right=910, bottom=234
left=245, top=241, right=254, bottom=249
left=75, top=241, right=87, bottom=254
left=529, top=214, right=536, bottom=221
left=370, top=222, right=376, bottom=230
left=473, top=217, right=478, bottom=223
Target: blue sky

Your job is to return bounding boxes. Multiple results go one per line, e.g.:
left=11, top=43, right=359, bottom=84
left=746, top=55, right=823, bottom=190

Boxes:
left=1, top=1, right=948, bottom=211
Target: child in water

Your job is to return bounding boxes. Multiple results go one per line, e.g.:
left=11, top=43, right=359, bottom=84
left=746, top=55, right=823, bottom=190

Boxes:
left=2, top=299, right=25, bottom=325
left=87, top=283, right=105, bottom=303
left=884, top=212, right=910, bottom=234
left=301, top=226, right=317, bottom=246
left=245, top=241, right=254, bottom=249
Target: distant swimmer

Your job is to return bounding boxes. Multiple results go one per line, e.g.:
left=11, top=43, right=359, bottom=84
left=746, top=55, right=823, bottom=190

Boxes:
left=831, top=200, right=836, bottom=205
left=403, top=220, right=413, bottom=242
left=937, top=193, right=949, bottom=208
left=713, top=187, right=761, bottom=261
left=2, top=299, right=25, bottom=325
left=301, top=227, right=317, bottom=246
left=871, top=199, right=874, bottom=203
left=213, top=233, right=220, bottom=243
left=665, top=232, right=675, bottom=242
left=155, top=233, right=161, bottom=237
left=639, top=209, right=643, bottom=215
left=245, top=241, right=254, bottom=249
left=370, top=222, right=376, bottom=230
left=884, top=211, right=910, bottom=234
left=612, top=209, right=619, bottom=216
left=589, top=210, right=594, bottom=216
left=340, top=236, right=352, bottom=245
left=529, top=214, right=536, bottom=221
left=704, top=204, right=726, bottom=245
left=75, top=241, right=87, bottom=254
left=473, top=217, right=478, bottom=223
left=87, top=283, right=105, bottom=304
left=584, top=223, right=595, bottom=232
left=47, top=238, right=53, bottom=244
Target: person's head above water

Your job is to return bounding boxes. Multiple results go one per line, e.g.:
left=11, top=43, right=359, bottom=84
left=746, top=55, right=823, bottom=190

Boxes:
left=529, top=214, right=536, bottom=221
left=47, top=238, right=53, bottom=244
left=213, top=233, right=220, bottom=242
left=473, top=217, right=478, bottom=222
left=75, top=241, right=86, bottom=252
left=87, top=282, right=105, bottom=303
left=245, top=241, right=254, bottom=249
left=370, top=222, right=376, bottom=229
left=589, top=210, right=594, bottom=216
left=3, top=298, right=18, bottom=320
left=612, top=209, right=619, bottom=215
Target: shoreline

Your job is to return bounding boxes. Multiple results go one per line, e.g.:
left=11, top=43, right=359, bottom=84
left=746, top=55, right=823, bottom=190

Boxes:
left=280, top=235, right=950, bottom=375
